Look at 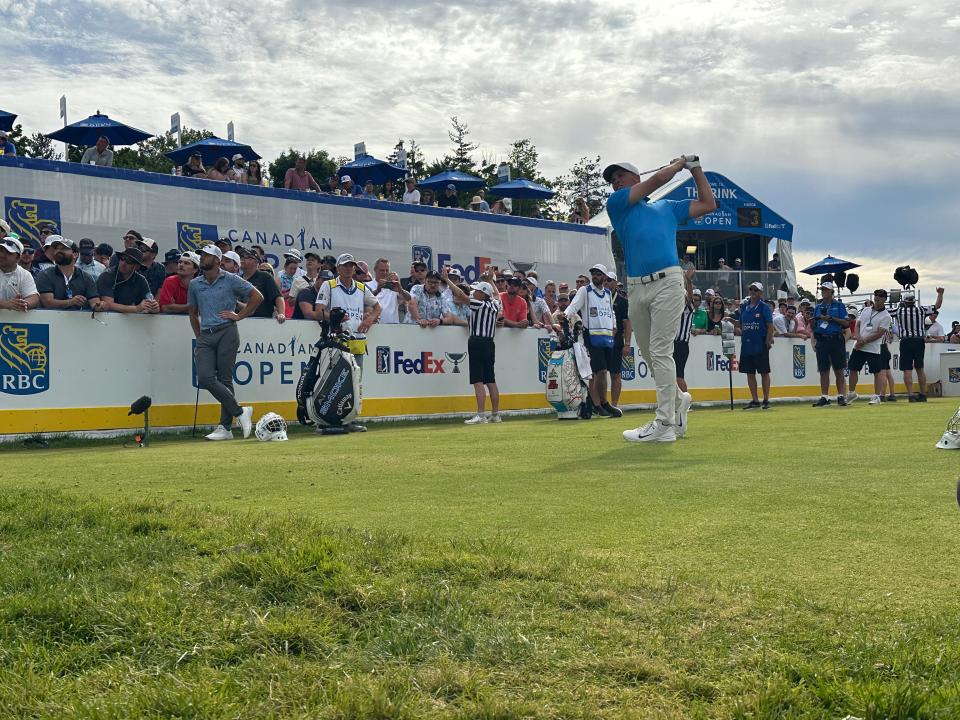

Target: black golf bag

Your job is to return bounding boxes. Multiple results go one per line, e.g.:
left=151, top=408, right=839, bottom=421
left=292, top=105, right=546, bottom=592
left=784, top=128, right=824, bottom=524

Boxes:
left=296, top=308, right=361, bottom=429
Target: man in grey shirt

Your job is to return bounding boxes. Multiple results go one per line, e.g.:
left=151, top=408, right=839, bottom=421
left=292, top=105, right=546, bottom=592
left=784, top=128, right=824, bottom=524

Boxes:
left=80, top=136, right=114, bottom=167
left=187, top=245, right=263, bottom=441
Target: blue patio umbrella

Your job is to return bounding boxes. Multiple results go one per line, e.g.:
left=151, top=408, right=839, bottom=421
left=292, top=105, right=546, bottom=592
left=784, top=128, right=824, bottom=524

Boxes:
left=800, top=255, right=861, bottom=275
left=417, top=169, right=486, bottom=192
left=338, top=156, right=406, bottom=186
left=0, top=109, right=16, bottom=133
left=45, top=110, right=153, bottom=146
left=488, top=177, right=555, bottom=200
left=166, top=137, right=261, bottom=167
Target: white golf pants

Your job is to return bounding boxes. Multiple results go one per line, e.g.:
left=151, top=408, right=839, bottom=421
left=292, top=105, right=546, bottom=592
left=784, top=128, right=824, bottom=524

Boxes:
left=627, top=267, right=685, bottom=425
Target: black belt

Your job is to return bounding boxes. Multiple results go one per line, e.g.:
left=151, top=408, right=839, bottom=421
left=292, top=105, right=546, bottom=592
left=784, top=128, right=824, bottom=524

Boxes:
left=638, top=271, right=667, bottom=285
left=814, top=333, right=843, bottom=341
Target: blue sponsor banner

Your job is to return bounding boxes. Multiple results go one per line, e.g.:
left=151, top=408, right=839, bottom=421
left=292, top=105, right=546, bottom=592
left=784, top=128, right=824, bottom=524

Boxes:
left=537, top=338, right=555, bottom=383
left=792, top=344, right=806, bottom=379
left=621, top=346, right=636, bottom=380
left=412, top=245, right=433, bottom=270
left=4, top=197, right=62, bottom=249
left=178, top=221, right=219, bottom=252
left=0, top=323, right=50, bottom=395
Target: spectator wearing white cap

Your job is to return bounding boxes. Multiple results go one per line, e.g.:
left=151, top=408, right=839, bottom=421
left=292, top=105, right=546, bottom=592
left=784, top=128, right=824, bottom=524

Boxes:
left=566, top=263, right=621, bottom=417
left=79, top=136, right=113, bottom=167
left=402, top=177, right=421, bottom=205
left=688, top=289, right=707, bottom=332
left=278, top=249, right=305, bottom=314
left=158, top=252, right=200, bottom=313
left=437, top=183, right=460, bottom=209
left=0, top=236, right=39, bottom=312
left=226, top=154, right=247, bottom=184
left=0, top=131, right=15, bottom=157
left=34, top=231, right=62, bottom=273
left=339, top=175, right=358, bottom=197
left=284, top=156, right=321, bottom=192
left=221, top=250, right=242, bottom=275
left=37, top=236, right=103, bottom=311
left=188, top=244, right=262, bottom=441
left=134, top=237, right=166, bottom=296
left=603, top=156, right=716, bottom=442
left=441, top=268, right=472, bottom=326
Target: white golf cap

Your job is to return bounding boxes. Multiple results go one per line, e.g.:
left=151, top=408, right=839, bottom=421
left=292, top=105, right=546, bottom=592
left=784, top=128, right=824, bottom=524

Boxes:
left=692, top=288, right=702, bottom=296
left=283, top=248, right=303, bottom=262
left=704, top=288, right=715, bottom=296
left=602, top=161, right=641, bottom=182
left=340, top=174, right=352, bottom=183
left=821, top=281, right=836, bottom=290
left=336, top=252, right=357, bottom=266
left=232, top=153, right=244, bottom=161
left=502, top=198, right=512, bottom=212
left=605, top=268, right=617, bottom=280
left=524, top=275, right=539, bottom=287
left=589, top=263, right=609, bottom=275
left=447, top=266, right=463, bottom=278
left=180, top=251, right=201, bottom=266
left=201, top=245, right=222, bottom=259
left=749, top=281, right=763, bottom=291
left=223, top=250, right=241, bottom=265
left=44, top=234, right=67, bottom=247
left=0, top=236, right=23, bottom=254
left=0, top=217, right=9, bottom=234
left=471, top=281, right=496, bottom=297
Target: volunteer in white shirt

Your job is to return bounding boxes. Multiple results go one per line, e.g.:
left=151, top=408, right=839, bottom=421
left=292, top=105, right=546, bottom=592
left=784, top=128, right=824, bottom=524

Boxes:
left=847, top=289, right=892, bottom=405
left=565, top=263, right=621, bottom=417
left=0, top=236, right=40, bottom=311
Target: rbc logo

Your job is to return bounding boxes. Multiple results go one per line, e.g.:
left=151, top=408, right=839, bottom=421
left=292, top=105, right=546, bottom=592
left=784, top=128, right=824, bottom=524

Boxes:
left=4, top=197, right=62, bottom=249
left=177, top=222, right=219, bottom=252
left=0, top=324, right=50, bottom=395
left=792, top=345, right=806, bottom=379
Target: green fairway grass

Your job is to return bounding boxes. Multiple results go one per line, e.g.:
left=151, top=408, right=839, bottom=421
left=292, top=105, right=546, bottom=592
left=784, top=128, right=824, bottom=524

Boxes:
left=1, top=401, right=959, bottom=718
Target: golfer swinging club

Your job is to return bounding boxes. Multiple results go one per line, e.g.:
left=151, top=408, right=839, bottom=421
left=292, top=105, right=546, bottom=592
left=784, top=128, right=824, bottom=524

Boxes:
left=603, top=156, right=716, bottom=442
left=187, top=245, right=263, bottom=440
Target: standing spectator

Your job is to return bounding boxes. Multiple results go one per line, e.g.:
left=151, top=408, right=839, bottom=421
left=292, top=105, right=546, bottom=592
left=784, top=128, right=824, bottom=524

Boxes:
left=80, top=136, right=113, bottom=167
left=292, top=275, right=323, bottom=321
left=846, top=289, right=893, bottom=405
left=246, top=160, right=265, bottom=186
left=401, top=260, right=427, bottom=291
left=543, top=280, right=558, bottom=313
left=811, top=281, right=850, bottom=407
left=163, top=248, right=181, bottom=276
left=158, top=252, right=200, bottom=313
left=206, top=157, right=230, bottom=181
left=0, top=236, right=39, bottom=311
left=689, top=289, right=707, bottom=330
left=108, top=229, right=141, bottom=270
left=403, top=178, right=420, bottom=205
left=34, top=234, right=59, bottom=273
left=767, top=253, right=781, bottom=271
left=567, top=198, right=591, bottom=224
left=421, top=189, right=436, bottom=207
left=290, top=251, right=321, bottom=299
left=526, top=277, right=554, bottom=329
left=368, top=258, right=408, bottom=324
left=448, top=275, right=501, bottom=424
left=135, top=237, right=166, bottom=296
left=894, top=287, right=943, bottom=401
left=408, top=270, right=449, bottom=327
left=566, top=264, right=620, bottom=417
left=773, top=305, right=805, bottom=337
left=437, top=184, right=460, bottom=208
left=500, top=276, right=529, bottom=328
left=699, top=294, right=726, bottom=334
left=736, top=282, right=775, bottom=410
left=97, top=247, right=157, bottom=313
left=0, top=131, right=15, bottom=156
left=226, top=154, right=247, bottom=183
left=181, top=152, right=206, bottom=178
left=926, top=311, right=946, bottom=342
left=36, top=237, right=101, bottom=310
left=442, top=269, right=471, bottom=326
left=278, top=250, right=304, bottom=310
left=188, top=245, right=261, bottom=441
left=18, top=242, right=39, bottom=276
left=95, top=242, right=113, bottom=269
left=948, top=321, right=960, bottom=344
left=284, top=157, right=321, bottom=191
left=608, top=275, right=632, bottom=411
left=76, top=238, right=106, bottom=281
left=238, top=248, right=285, bottom=324
left=221, top=250, right=242, bottom=275
left=794, top=300, right=812, bottom=338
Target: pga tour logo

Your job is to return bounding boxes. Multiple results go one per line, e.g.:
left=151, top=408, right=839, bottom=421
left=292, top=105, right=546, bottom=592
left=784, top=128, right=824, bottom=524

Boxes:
left=0, top=324, right=50, bottom=395
left=376, top=346, right=461, bottom=374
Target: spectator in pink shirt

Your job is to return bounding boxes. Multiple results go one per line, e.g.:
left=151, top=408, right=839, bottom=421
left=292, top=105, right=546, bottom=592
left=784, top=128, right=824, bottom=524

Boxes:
left=284, top=157, right=321, bottom=192
left=794, top=300, right=813, bottom=338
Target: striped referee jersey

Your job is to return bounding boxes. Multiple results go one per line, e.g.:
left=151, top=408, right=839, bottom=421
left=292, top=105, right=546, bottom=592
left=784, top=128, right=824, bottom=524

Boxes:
left=675, top=302, right=694, bottom=342
left=893, top=302, right=930, bottom=338
left=469, top=297, right=501, bottom=338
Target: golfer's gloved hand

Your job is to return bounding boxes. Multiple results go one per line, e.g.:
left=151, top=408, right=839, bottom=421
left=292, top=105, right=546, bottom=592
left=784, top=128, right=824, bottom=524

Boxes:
left=683, top=154, right=700, bottom=170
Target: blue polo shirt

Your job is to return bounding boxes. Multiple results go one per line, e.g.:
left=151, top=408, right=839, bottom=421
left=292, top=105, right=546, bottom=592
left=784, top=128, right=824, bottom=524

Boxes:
left=188, top=270, right=255, bottom=330
left=813, top=299, right=847, bottom=336
left=2, top=141, right=15, bottom=156
left=605, top=189, right=692, bottom=277
left=738, top=300, right=773, bottom=355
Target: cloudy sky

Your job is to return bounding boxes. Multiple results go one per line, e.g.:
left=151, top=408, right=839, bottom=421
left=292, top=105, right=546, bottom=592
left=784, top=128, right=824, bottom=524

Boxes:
left=2, top=0, right=958, bottom=321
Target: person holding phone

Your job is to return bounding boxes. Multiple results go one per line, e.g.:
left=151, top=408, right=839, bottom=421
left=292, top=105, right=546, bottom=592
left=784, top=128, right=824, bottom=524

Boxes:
left=369, top=258, right=410, bottom=324
left=811, top=281, right=851, bottom=407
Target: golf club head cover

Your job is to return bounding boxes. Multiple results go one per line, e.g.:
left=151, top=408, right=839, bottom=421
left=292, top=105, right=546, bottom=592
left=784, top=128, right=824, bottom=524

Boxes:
left=683, top=154, right=700, bottom=170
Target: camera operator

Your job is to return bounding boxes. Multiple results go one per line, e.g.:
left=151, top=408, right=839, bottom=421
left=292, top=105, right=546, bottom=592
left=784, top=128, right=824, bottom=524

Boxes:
left=811, top=281, right=850, bottom=407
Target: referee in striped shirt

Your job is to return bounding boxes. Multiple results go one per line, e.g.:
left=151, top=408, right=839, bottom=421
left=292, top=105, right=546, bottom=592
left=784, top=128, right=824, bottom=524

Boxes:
left=894, top=286, right=944, bottom=401
left=674, top=294, right=695, bottom=394
left=444, top=269, right=502, bottom=424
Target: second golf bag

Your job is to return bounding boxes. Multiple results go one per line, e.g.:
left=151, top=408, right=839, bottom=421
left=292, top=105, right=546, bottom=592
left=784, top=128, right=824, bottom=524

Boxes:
left=296, top=308, right=361, bottom=430
left=545, top=317, right=592, bottom=420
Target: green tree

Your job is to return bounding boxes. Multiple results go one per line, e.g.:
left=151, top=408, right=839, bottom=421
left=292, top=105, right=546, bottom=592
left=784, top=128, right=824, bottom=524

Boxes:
left=268, top=148, right=338, bottom=189
left=111, top=127, right=215, bottom=173
left=20, top=129, right=62, bottom=161
left=552, top=155, right=609, bottom=220
left=490, top=139, right=554, bottom=218
left=443, top=116, right=477, bottom=174
left=389, top=138, right=427, bottom=180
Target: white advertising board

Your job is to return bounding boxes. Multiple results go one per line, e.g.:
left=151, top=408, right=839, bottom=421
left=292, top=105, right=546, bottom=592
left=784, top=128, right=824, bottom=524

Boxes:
left=0, top=309, right=951, bottom=436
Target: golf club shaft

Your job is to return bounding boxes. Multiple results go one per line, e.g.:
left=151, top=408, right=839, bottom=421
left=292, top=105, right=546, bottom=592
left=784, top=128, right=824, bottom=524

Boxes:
left=191, top=384, right=200, bottom=437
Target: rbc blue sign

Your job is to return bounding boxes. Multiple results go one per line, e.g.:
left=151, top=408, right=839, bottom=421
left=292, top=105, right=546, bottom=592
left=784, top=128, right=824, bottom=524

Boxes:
left=4, top=197, right=62, bottom=249
left=177, top=221, right=219, bottom=253
left=0, top=323, right=50, bottom=395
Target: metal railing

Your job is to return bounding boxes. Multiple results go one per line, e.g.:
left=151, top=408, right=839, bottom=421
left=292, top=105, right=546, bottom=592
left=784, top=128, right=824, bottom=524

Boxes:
left=686, top=270, right=787, bottom=301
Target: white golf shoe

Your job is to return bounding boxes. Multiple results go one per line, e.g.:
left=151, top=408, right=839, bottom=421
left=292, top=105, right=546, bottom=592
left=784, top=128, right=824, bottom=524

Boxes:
left=623, top=419, right=677, bottom=443
left=238, top=406, right=253, bottom=438
left=464, top=414, right=488, bottom=425
left=205, top=425, right=234, bottom=441
left=675, top=392, right=693, bottom=438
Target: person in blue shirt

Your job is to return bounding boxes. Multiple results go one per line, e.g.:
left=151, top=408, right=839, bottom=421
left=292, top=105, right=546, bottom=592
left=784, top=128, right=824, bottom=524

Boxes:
left=735, top=282, right=775, bottom=409
left=811, top=281, right=851, bottom=407
left=603, top=155, right=716, bottom=443
left=0, top=131, right=15, bottom=157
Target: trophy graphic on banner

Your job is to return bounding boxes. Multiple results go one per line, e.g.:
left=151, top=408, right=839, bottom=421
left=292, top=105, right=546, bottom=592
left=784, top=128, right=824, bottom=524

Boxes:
left=507, top=259, right=537, bottom=274
left=445, top=352, right=466, bottom=373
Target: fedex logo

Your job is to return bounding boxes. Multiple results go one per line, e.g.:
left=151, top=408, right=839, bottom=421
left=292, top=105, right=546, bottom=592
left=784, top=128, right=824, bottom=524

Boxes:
left=392, top=350, right=445, bottom=374
left=436, top=254, right=492, bottom=283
